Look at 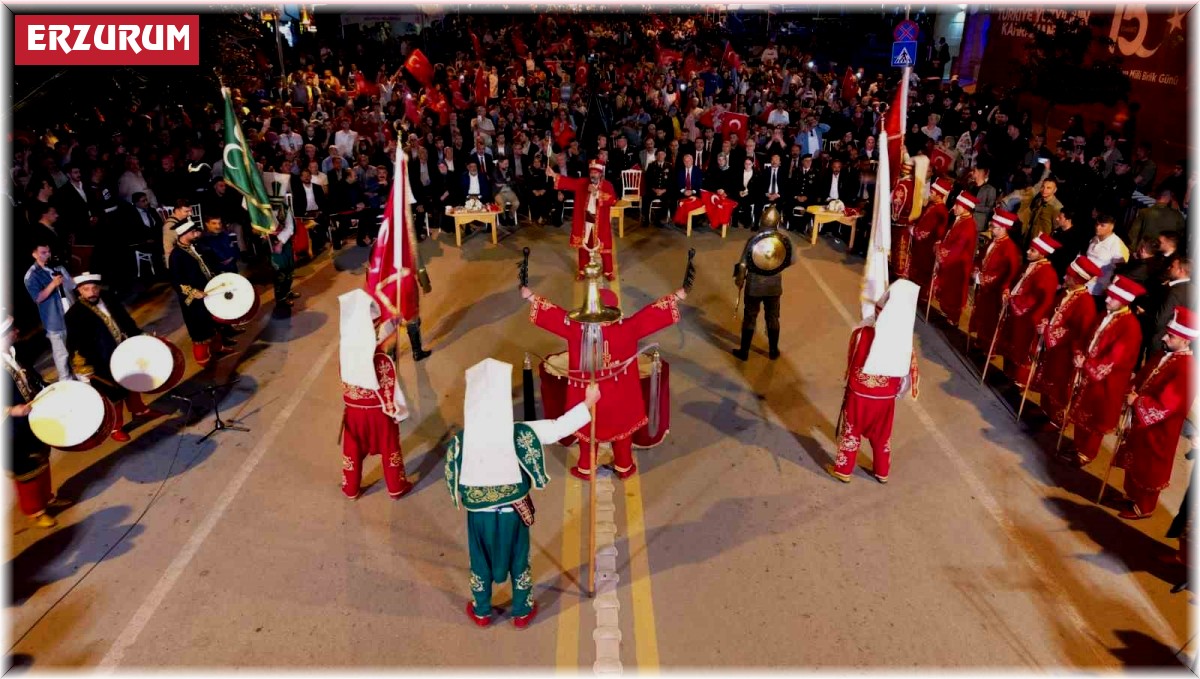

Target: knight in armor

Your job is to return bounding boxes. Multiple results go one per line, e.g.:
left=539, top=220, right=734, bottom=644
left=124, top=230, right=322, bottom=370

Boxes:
left=337, top=290, right=414, bottom=500
left=732, top=205, right=793, bottom=361
left=65, top=273, right=167, bottom=442
left=444, top=357, right=598, bottom=628
left=2, top=313, right=64, bottom=528
left=522, top=253, right=686, bottom=480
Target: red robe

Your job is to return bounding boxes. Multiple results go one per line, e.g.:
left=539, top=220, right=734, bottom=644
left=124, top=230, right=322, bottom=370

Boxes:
left=969, top=236, right=1022, bottom=344
left=1032, top=286, right=1098, bottom=421
left=1070, top=308, right=1142, bottom=435
left=555, top=175, right=617, bottom=276
left=933, top=214, right=978, bottom=324
left=1115, top=350, right=1193, bottom=514
left=890, top=177, right=915, bottom=276
left=834, top=326, right=919, bottom=480
left=997, top=259, right=1059, bottom=379
left=909, top=202, right=947, bottom=292
left=341, top=353, right=407, bottom=498
left=529, top=292, right=680, bottom=443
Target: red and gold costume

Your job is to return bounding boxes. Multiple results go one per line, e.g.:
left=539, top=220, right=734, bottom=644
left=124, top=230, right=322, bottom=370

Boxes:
left=890, top=171, right=915, bottom=276
left=828, top=280, right=921, bottom=484
left=555, top=167, right=617, bottom=278
left=1115, top=346, right=1193, bottom=517
left=932, top=195, right=979, bottom=325
left=1030, top=257, right=1102, bottom=423
left=969, top=209, right=1023, bottom=345
left=341, top=352, right=410, bottom=498
left=908, top=179, right=952, bottom=292
left=1068, top=276, right=1145, bottom=464
left=997, top=257, right=1060, bottom=386
left=529, top=289, right=681, bottom=477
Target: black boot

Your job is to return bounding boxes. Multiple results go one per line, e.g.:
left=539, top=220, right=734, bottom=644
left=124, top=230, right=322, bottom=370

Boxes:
left=407, top=321, right=432, bottom=362
left=731, top=327, right=753, bottom=361
left=768, top=328, right=780, bottom=360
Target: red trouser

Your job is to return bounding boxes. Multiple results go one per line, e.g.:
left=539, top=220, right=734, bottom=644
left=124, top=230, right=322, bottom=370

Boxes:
left=1126, top=484, right=1161, bottom=516
left=577, top=248, right=613, bottom=277
left=576, top=437, right=634, bottom=475
left=14, top=469, right=52, bottom=517
left=113, top=393, right=149, bottom=430
left=341, top=407, right=407, bottom=497
left=834, top=393, right=896, bottom=479
left=1074, top=427, right=1105, bottom=463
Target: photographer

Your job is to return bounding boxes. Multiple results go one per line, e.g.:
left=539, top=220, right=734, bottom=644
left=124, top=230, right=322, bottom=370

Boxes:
left=22, top=242, right=76, bottom=382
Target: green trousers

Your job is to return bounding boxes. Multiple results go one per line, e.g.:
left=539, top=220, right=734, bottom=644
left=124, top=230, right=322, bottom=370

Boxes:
left=467, top=509, right=533, bottom=617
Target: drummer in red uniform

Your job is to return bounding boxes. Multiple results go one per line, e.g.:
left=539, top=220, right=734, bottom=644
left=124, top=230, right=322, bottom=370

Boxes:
left=521, top=265, right=686, bottom=480
left=1114, top=306, right=1195, bottom=519
left=2, top=313, right=66, bottom=528
left=337, top=289, right=414, bottom=500
left=65, top=273, right=167, bottom=442
left=827, top=279, right=920, bottom=484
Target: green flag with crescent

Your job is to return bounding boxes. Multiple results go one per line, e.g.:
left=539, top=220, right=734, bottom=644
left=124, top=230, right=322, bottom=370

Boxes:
left=221, top=87, right=276, bottom=236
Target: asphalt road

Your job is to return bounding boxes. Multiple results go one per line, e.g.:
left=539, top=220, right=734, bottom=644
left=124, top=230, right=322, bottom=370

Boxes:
left=6, top=218, right=1192, bottom=671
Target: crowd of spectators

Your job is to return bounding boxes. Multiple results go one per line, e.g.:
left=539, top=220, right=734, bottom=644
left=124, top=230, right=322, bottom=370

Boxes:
left=7, top=11, right=1191, bottom=372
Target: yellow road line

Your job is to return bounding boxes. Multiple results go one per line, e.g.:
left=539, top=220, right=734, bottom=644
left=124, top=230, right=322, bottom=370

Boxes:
left=622, top=471, right=660, bottom=672
left=554, top=475, right=584, bottom=672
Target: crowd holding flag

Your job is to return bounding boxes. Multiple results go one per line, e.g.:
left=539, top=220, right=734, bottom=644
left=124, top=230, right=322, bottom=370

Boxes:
left=220, top=87, right=276, bottom=237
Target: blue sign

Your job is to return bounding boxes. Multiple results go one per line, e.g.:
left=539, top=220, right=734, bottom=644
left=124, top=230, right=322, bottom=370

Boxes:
left=891, top=41, right=918, bottom=67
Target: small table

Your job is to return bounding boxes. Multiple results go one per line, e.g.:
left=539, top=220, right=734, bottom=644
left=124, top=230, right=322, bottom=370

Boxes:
left=446, top=208, right=500, bottom=247
left=807, top=206, right=859, bottom=250
left=613, top=198, right=634, bottom=238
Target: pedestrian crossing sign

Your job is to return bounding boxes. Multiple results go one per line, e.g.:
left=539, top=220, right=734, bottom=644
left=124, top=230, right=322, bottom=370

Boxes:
left=891, top=41, right=917, bottom=68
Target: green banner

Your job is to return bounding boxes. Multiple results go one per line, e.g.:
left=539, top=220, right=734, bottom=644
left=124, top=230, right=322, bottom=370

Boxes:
left=221, top=87, right=276, bottom=236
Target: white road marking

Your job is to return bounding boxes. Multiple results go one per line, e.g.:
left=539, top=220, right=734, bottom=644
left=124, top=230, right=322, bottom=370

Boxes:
left=97, top=339, right=339, bottom=669
left=797, top=255, right=1178, bottom=665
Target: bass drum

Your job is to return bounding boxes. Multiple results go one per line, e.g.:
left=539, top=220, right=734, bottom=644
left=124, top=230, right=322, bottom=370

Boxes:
left=537, top=352, right=577, bottom=446
left=631, top=353, right=670, bottom=448
left=204, top=273, right=260, bottom=325
left=28, top=381, right=117, bottom=452
left=110, top=335, right=186, bottom=393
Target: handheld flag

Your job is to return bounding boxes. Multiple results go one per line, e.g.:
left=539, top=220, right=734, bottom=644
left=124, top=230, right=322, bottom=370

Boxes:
left=221, top=87, right=276, bottom=236
left=861, top=130, right=891, bottom=320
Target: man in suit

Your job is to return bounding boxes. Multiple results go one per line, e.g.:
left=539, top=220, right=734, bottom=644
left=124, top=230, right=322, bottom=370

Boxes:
left=761, top=154, right=788, bottom=214
left=460, top=160, right=493, bottom=203
left=694, top=128, right=716, bottom=171
left=677, top=154, right=704, bottom=205
left=605, top=135, right=637, bottom=191
left=290, top=168, right=328, bottom=252
left=470, top=138, right=494, bottom=177
left=127, top=191, right=163, bottom=247
left=645, top=149, right=675, bottom=226
left=819, top=157, right=858, bottom=204
left=1146, top=255, right=1191, bottom=361
left=56, top=164, right=98, bottom=237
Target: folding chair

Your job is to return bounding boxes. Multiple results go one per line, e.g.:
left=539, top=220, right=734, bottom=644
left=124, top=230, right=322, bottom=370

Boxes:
left=561, top=198, right=575, bottom=224
left=621, top=169, right=643, bottom=208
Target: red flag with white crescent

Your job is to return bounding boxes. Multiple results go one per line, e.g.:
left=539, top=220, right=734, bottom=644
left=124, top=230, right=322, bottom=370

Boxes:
left=366, top=147, right=420, bottom=324
left=886, top=77, right=907, bottom=190
left=722, top=112, right=749, bottom=139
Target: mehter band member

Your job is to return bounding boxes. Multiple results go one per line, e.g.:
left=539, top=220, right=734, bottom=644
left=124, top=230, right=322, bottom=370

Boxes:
left=168, top=219, right=234, bottom=365
left=547, top=161, right=617, bottom=280
left=2, top=313, right=61, bottom=528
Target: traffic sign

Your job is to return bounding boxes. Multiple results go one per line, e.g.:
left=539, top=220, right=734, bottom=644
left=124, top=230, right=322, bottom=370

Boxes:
left=891, top=41, right=917, bottom=67
left=894, top=20, right=918, bottom=42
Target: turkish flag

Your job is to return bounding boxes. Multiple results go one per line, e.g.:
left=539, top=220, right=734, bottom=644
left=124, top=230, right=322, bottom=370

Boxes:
left=404, top=95, right=422, bottom=126
left=452, top=89, right=471, bottom=111
left=841, top=67, right=858, bottom=102
left=404, top=49, right=435, bottom=88
left=931, top=147, right=954, bottom=175
left=367, top=147, right=420, bottom=324
left=703, top=190, right=738, bottom=228
left=474, top=67, right=488, bottom=105
left=470, top=32, right=483, bottom=59
left=722, top=41, right=741, bottom=70
left=657, top=48, right=683, bottom=69
left=722, top=112, right=749, bottom=139
left=885, top=80, right=907, bottom=189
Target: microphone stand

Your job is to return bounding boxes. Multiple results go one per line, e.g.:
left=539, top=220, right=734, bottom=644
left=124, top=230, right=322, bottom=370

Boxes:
left=195, top=379, right=250, bottom=444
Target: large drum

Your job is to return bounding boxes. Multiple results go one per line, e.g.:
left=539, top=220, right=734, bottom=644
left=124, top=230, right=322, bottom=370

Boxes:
left=204, top=273, right=259, bottom=325
left=28, top=381, right=117, bottom=452
left=109, top=335, right=186, bottom=393
left=537, top=351, right=671, bottom=449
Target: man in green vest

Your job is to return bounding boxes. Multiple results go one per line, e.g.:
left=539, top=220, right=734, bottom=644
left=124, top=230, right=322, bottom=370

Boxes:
left=445, top=357, right=599, bottom=629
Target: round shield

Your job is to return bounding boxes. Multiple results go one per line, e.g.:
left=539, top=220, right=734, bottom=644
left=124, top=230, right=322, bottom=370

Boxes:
left=746, top=230, right=794, bottom=277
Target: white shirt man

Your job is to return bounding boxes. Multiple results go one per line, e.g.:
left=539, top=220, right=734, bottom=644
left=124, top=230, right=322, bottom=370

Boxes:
left=467, top=170, right=482, bottom=197
left=828, top=171, right=841, bottom=201
left=279, top=128, right=304, bottom=155
left=1085, top=222, right=1130, bottom=296
left=766, top=163, right=782, bottom=197
left=301, top=180, right=319, bottom=213
left=767, top=107, right=790, bottom=126
left=333, top=127, right=359, bottom=160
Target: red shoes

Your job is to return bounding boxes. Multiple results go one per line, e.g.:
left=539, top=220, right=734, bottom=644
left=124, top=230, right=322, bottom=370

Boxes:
left=389, top=479, right=415, bottom=499
left=513, top=601, right=539, bottom=630
left=569, top=466, right=591, bottom=481
left=110, top=429, right=131, bottom=443
left=466, top=602, right=491, bottom=627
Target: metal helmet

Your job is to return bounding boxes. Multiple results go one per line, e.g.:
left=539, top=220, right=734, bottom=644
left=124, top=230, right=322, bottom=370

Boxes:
left=758, top=204, right=782, bottom=231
